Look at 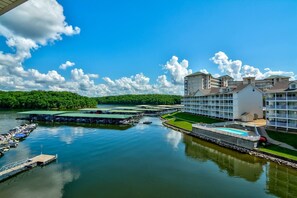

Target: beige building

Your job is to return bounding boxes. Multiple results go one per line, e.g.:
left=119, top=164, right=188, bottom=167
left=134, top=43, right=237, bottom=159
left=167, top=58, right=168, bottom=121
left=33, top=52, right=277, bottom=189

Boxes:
left=266, top=81, right=297, bottom=131
left=182, top=72, right=264, bottom=120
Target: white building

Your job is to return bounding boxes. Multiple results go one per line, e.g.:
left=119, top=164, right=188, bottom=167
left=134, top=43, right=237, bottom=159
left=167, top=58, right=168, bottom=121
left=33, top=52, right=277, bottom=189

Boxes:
left=182, top=72, right=264, bottom=120
left=266, top=81, right=297, bottom=131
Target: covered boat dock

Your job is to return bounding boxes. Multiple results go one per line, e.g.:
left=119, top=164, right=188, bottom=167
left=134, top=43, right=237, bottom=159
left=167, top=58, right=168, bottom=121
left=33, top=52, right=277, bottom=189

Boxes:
left=18, top=111, right=69, bottom=121
left=55, top=113, right=135, bottom=124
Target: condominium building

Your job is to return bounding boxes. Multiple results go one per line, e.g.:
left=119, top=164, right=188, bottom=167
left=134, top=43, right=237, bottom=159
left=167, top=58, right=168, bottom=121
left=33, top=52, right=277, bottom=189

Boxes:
left=182, top=72, right=263, bottom=120
left=228, top=75, right=290, bottom=92
left=266, top=81, right=297, bottom=131
left=184, top=72, right=233, bottom=96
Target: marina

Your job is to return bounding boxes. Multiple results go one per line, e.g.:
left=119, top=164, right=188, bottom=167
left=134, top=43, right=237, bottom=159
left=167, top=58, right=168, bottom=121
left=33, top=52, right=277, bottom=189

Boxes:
left=0, top=123, right=37, bottom=157
left=17, top=105, right=181, bottom=125
left=0, top=112, right=296, bottom=198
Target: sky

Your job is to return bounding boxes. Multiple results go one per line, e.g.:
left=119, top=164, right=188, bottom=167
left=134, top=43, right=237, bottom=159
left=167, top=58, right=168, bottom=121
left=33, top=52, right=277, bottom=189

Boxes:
left=0, top=0, right=296, bottom=96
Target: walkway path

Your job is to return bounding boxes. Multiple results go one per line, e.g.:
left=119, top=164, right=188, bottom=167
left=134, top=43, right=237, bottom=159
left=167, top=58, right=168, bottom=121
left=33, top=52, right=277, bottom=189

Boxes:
left=258, top=127, right=297, bottom=151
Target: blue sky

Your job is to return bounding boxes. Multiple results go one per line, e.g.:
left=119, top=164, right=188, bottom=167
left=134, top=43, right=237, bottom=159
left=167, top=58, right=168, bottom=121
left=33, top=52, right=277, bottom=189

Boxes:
left=0, top=0, right=296, bottom=95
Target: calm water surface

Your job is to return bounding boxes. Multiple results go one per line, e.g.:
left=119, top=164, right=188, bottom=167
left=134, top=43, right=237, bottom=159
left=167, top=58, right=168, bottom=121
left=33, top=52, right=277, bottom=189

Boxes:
left=0, top=111, right=296, bottom=198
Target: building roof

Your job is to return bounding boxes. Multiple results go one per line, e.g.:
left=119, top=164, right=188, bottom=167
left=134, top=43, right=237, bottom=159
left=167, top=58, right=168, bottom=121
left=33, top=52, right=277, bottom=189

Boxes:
left=79, top=108, right=110, bottom=111
left=56, top=113, right=134, bottom=119
left=0, top=0, right=27, bottom=15
left=109, top=110, right=142, bottom=114
left=18, top=110, right=69, bottom=115
left=114, top=106, right=138, bottom=110
left=218, top=75, right=233, bottom=79
left=134, top=108, right=161, bottom=112
left=265, top=75, right=290, bottom=80
left=265, top=81, right=291, bottom=93
left=192, top=84, right=261, bottom=97
left=186, top=72, right=209, bottom=77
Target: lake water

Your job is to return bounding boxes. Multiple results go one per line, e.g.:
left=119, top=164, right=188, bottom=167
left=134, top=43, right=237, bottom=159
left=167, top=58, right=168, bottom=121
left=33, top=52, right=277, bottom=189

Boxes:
left=0, top=111, right=297, bottom=198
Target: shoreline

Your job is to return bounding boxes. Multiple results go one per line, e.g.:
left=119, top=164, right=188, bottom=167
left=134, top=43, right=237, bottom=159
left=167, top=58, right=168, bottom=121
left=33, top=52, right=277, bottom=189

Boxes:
left=161, top=119, right=297, bottom=169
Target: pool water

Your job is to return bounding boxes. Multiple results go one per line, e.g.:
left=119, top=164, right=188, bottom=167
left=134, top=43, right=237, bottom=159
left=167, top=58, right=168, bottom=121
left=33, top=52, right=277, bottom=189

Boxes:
left=215, top=127, right=249, bottom=136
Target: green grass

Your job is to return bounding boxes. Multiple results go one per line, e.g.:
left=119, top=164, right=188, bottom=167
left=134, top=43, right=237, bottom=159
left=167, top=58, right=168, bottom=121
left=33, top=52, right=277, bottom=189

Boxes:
left=162, top=112, right=221, bottom=124
left=259, top=144, right=297, bottom=161
left=162, top=112, right=221, bottom=131
left=167, top=118, right=193, bottom=131
left=266, top=130, right=297, bottom=149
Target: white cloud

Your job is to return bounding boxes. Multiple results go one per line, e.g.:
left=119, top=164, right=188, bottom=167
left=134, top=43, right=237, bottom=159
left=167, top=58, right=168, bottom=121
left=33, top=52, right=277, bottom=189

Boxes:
left=59, top=61, right=75, bottom=70
left=211, top=51, right=295, bottom=80
left=163, top=56, right=192, bottom=84
left=0, top=0, right=80, bottom=44
left=200, top=69, right=209, bottom=74
left=0, top=0, right=80, bottom=91
left=0, top=1, right=294, bottom=97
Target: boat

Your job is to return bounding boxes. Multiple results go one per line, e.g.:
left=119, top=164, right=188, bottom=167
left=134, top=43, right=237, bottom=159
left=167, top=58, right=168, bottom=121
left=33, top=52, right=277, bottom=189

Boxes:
left=14, top=133, right=27, bottom=140
left=9, top=141, right=18, bottom=148
left=143, top=121, right=152, bottom=124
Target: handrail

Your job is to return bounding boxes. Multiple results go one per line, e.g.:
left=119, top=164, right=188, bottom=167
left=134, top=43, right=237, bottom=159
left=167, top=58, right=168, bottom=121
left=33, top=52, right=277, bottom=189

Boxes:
left=0, top=158, right=29, bottom=172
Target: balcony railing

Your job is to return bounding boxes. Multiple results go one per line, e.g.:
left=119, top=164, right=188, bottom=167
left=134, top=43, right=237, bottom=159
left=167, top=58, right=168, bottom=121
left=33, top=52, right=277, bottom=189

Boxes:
left=266, top=97, right=297, bottom=101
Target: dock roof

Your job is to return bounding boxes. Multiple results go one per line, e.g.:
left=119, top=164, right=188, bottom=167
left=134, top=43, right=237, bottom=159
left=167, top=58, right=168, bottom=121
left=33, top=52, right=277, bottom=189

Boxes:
left=18, top=110, right=69, bottom=115
left=56, top=113, right=134, bottom=119
left=109, top=110, right=142, bottom=114
left=113, top=107, right=138, bottom=110
left=79, top=108, right=110, bottom=111
left=134, top=108, right=161, bottom=112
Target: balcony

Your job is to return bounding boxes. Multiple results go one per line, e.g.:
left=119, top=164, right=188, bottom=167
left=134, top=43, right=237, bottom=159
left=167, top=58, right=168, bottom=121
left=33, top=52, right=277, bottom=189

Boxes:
left=267, top=114, right=287, bottom=118
left=288, top=114, right=297, bottom=119
left=288, top=123, right=297, bottom=128
left=287, top=97, right=297, bottom=101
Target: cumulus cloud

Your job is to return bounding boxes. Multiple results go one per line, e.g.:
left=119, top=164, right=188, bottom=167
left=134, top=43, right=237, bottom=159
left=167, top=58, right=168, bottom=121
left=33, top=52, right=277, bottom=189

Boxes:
left=200, top=69, right=209, bottom=74
left=0, top=1, right=294, bottom=97
left=59, top=61, right=75, bottom=70
left=211, top=51, right=295, bottom=80
left=0, top=0, right=80, bottom=44
left=163, top=56, right=192, bottom=84
left=0, top=0, right=81, bottom=91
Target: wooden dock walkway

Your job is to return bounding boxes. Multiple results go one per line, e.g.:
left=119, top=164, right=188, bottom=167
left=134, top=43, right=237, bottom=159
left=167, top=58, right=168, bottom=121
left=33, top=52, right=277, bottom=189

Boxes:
left=0, top=154, right=57, bottom=182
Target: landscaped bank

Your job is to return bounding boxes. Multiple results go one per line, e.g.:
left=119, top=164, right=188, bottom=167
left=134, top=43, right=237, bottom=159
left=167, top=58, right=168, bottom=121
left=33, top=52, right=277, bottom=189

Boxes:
left=161, top=112, right=297, bottom=169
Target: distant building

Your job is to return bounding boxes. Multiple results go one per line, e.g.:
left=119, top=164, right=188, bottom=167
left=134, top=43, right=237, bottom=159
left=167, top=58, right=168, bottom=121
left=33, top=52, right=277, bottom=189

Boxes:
left=228, top=75, right=290, bottom=92
left=265, top=80, right=297, bottom=131
left=182, top=72, right=263, bottom=120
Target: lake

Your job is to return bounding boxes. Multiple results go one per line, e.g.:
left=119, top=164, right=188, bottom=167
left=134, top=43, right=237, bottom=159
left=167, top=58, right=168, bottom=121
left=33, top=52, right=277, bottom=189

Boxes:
left=0, top=111, right=296, bottom=198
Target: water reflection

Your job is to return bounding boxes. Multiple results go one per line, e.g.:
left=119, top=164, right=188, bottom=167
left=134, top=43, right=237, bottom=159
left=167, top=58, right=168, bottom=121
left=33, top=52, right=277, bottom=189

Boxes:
left=266, top=163, right=297, bottom=198
left=166, top=130, right=182, bottom=149
left=183, top=135, right=265, bottom=182
left=0, top=164, right=79, bottom=198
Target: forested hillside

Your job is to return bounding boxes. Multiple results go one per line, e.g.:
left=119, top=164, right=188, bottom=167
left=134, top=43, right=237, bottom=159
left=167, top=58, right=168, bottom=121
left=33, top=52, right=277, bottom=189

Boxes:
left=96, top=94, right=181, bottom=105
left=0, top=91, right=97, bottom=109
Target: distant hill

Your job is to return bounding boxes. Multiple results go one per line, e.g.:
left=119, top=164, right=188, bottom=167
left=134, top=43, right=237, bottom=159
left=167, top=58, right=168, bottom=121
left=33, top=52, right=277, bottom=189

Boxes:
left=95, top=94, right=182, bottom=105
left=0, top=91, right=97, bottom=110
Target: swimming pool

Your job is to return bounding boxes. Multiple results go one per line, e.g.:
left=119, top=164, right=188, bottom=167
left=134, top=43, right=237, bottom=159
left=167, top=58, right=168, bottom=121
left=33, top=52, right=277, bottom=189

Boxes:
left=215, top=127, right=249, bottom=136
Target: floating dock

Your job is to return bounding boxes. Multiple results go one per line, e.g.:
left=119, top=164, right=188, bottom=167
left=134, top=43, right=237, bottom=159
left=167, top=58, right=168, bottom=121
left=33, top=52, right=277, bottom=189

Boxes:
left=0, top=154, right=57, bottom=182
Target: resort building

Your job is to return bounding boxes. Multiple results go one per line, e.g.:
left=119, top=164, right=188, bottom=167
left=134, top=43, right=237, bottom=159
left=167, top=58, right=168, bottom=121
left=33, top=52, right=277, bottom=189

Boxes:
left=182, top=72, right=264, bottom=120
left=228, top=75, right=290, bottom=92
left=266, top=81, right=297, bottom=131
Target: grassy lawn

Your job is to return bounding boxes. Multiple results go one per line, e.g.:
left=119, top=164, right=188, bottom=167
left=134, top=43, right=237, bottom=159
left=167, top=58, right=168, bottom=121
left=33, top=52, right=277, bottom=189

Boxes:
left=266, top=130, right=297, bottom=149
left=167, top=118, right=193, bottom=131
left=162, top=112, right=222, bottom=124
left=162, top=112, right=221, bottom=131
left=259, top=144, right=297, bottom=161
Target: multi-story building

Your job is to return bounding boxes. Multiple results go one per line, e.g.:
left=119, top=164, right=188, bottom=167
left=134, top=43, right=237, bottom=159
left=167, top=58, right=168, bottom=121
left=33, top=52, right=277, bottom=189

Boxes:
left=228, top=75, right=290, bottom=92
left=184, top=72, right=232, bottom=96
left=182, top=72, right=263, bottom=120
left=266, top=81, right=297, bottom=131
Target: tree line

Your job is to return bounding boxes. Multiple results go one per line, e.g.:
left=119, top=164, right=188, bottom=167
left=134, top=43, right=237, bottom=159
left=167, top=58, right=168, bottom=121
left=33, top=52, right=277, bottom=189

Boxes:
left=96, top=94, right=182, bottom=105
left=0, top=91, right=182, bottom=110
left=0, top=91, right=97, bottom=110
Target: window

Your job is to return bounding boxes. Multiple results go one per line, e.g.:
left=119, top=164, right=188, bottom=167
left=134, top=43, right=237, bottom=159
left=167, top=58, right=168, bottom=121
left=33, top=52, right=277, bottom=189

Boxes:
left=290, top=83, right=297, bottom=90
